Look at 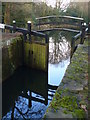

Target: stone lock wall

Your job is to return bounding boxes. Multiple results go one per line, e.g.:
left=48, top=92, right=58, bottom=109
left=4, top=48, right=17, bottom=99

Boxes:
left=2, top=36, right=48, bottom=81
left=2, top=37, right=23, bottom=81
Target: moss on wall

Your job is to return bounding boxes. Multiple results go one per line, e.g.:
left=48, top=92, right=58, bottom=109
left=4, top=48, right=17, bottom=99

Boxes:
left=2, top=37, right=23, bottom=81
left=2, top=35, right=48, bottom=81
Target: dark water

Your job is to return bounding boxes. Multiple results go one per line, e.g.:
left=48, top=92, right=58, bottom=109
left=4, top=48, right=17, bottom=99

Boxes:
left=2, top=67, right=49, bottom=119
left=2, top=31, right=76, bottom=119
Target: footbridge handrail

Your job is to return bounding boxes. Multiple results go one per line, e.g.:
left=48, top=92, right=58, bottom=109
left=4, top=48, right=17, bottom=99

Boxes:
left=35, top=15, right=85, bottom=31
left=36, top=15, right=84, bottom=21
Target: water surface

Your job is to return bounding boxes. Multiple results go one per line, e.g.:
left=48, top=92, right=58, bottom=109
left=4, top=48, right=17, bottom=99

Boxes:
left=47, top=31, right=73, bottom=86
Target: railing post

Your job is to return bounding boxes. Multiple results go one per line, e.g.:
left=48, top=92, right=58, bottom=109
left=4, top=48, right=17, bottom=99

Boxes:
left=45, top=34, right=49, bottom=43
left=23, top=34, right=27, bottom=41
left=27, top=21, right=31, bottom=42
left=71, top=37, right=75, bottom=58
left=13, top=20, right=16, bottom=33
left=38, top=19, right=40, bottom=30
left=80, top=23, right=86, bottom=44
left=88, top=22, right=90, bottom=34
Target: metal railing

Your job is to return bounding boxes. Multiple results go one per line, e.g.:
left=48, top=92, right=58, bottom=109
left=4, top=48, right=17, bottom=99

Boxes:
left=71, top=23, right=88, bottom=56
left=0, top=21, right=49, bottom=43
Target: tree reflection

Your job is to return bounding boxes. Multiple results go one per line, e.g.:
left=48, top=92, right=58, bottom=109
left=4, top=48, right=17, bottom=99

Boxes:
left=49, top=32, right=71, bottom=64
left=2, top=67, right=58, bottom=119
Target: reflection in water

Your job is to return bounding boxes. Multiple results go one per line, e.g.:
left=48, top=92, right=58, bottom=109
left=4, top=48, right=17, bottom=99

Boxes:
left=47, top=31, right=72, bottom=86
left=49, top=36, right=70, bottom=64
left=2, top=67, right=57, bottom=119
left=2, top=31, right=74, bottom=119
left=48, top=58, right=70, bottom=86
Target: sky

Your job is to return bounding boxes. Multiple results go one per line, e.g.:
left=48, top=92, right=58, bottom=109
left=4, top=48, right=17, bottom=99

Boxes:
left=43, top=0, right=71, bottom=8
left=1, top=0, right=89, bottom=2
left=41, top=0, right=90, bottom=8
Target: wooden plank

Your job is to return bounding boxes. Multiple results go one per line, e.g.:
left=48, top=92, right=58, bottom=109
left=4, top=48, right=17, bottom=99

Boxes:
left=36, top=15, right=84, bottom=21
left=24, top=42, right=48, bottom=72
